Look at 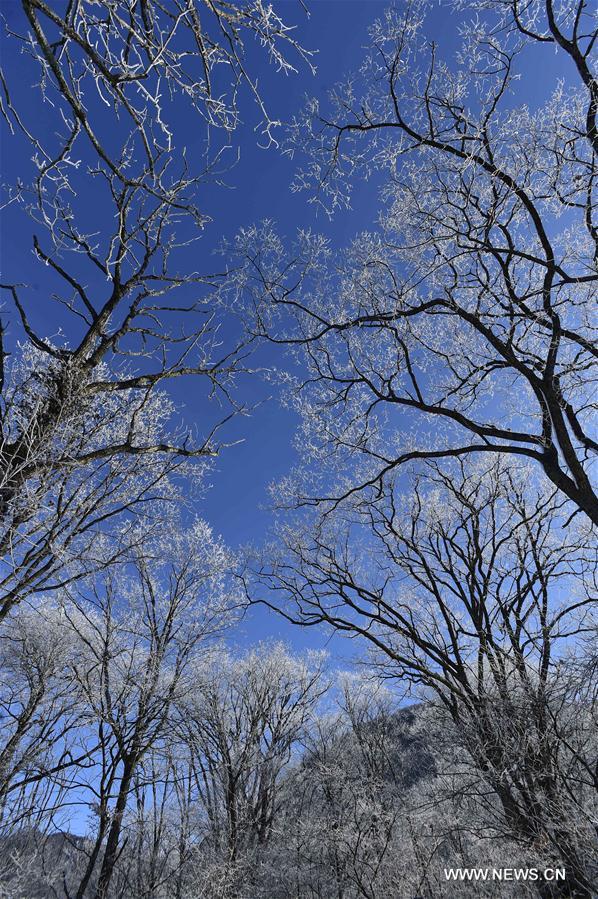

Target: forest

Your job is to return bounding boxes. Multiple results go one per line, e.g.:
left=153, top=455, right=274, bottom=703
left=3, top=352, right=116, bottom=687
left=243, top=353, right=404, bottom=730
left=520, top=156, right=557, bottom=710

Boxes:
left=0, top=0, right=596, bottom=897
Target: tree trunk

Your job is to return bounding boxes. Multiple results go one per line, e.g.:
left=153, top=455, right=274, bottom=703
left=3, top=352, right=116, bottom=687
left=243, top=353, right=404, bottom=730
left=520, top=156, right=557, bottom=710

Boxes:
left=92, top=757, right=136, bottom=899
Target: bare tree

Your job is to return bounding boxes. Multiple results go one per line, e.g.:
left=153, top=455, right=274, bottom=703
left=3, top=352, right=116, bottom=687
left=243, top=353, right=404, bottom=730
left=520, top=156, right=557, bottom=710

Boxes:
left=230, top=0, right=597, bottom=524
left=269, top=677, right=413, bottom=899
left=0, top=601, right=84, bottom=835
left=250, top=461, right=597, bottom=897
left=228, top=4, right=598, bottom=892
left=110, top=746, right=200, bottom=899
left=262, top=677, right=544, bottom=899
left=0, top=0, right=310, bottom=617
left=61, top=520, right=234, bottom=899
left=0, top=517, right=234, bottom=899
left=178, top=642, right=327, bottom=896
left=0, top=347, right=198, bottom=620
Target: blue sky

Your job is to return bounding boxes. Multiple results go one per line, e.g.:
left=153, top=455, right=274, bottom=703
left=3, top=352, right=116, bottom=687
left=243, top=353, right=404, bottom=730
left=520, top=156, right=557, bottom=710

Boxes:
left=0, top=0, right=571, bottom=658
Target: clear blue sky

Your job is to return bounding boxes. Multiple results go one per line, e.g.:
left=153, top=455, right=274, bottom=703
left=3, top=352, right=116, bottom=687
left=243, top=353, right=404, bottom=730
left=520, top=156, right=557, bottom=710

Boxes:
left=0, top=1, right=570, bottom=657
